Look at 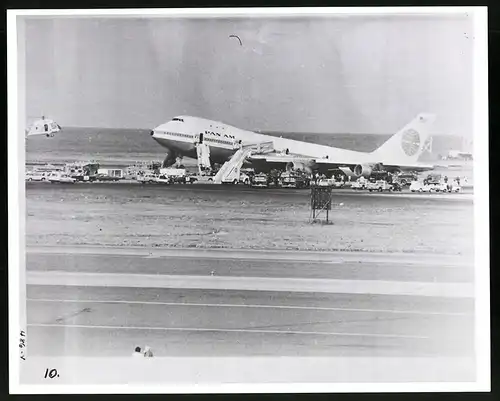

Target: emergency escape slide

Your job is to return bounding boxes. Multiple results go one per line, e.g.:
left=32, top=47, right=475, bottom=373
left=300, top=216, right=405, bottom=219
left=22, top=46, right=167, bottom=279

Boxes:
left=213, top=142, right=274, bottom=184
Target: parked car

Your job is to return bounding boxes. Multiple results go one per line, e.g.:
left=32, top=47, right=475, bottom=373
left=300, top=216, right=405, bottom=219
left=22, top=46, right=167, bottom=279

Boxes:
left=137, top=172, right=157, bottom=184
left=94, top=173, right=120, bottom=182
left=25, top=171, right=47, bottom=181
left=317, top=178, right=334, bottom=187
left=368, top=180, right=392, bottom=192
left=239, top=173, right=251, bottom=185
left=49, top=173, right=76, bottom=184
left=409, top=181, right=431, bottom=192
left=194, top=175, right=215, bottom=183
left=154, top=174, right=173, bottom=185
left=395, top=172, right=418, bottom=186
left=428, top=182, right=449, bottom=192
left=351, top=178, right=368, bottom=190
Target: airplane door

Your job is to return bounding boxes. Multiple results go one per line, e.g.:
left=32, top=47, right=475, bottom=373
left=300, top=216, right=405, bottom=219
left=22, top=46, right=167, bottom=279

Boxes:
left=199, top=133, right=204, bottom=144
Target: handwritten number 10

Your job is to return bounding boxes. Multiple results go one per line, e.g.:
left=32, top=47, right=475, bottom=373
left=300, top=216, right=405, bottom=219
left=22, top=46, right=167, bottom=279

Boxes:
left=44, top=368, right=59, bottom=379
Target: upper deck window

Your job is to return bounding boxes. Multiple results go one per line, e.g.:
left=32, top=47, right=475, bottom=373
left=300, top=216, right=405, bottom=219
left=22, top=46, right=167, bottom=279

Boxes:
left=172, top=118, right=184, bottom=122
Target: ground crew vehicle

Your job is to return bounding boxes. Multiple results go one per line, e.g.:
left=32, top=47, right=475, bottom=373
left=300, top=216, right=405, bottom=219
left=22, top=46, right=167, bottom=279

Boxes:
left=251, top=173, right=269, bottom=188
left=351, top=177, right=368, bottom=190
left=395, top=172, right=418, bottom=186
left=49, top=173, right=76, bottom=184
left=239, top=173, right=251, bottom=185
left=25, top=171, right=47, bottom=181
left=154, top=174, right=173, bottom=185
left=280, top=171, right=309, bottom=188
left=317, top=178, right=335, bottom=187
left=410, top=181, right=432, bottom=192
left=368, top=180, right=392, bottom=192
left=428, top=182, right=448, bottom=192
left=137, top=172, right=157, bottom=183
left=94, top=173, right=121, bottom=182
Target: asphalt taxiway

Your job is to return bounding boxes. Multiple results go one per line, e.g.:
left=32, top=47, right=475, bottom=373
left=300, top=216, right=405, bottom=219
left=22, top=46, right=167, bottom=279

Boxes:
left=26, top=246, right=474, bottom=358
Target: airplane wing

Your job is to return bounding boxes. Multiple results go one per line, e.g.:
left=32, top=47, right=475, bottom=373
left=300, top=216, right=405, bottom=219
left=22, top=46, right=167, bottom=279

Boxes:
left=248, top=153, right=434, bottom=175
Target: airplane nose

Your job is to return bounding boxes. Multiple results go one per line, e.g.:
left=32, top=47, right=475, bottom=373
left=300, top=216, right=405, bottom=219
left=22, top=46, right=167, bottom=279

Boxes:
left=150, top=130, right=155, bottom=136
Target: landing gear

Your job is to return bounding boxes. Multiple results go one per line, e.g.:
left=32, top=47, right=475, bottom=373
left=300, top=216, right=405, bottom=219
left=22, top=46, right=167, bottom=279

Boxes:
left=162, top=154, right=176, bottom=168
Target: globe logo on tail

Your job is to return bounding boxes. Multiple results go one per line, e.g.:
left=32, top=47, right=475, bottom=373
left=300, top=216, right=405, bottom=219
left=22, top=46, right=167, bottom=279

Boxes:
left=401, top=128, right=421, bottom=156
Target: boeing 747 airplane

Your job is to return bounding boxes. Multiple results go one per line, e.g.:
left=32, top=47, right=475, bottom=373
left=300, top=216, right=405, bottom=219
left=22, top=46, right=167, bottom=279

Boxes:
left=150, top=113, right=436, bottom=177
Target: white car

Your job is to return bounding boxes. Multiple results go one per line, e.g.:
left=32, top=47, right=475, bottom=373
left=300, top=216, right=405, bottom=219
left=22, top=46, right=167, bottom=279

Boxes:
left=317, top=178, right=335, bottom=187
left=351, top=179, right=368, bottom=190
left=49, top=173, right=76, bottom=184
left=25, top=171, right=47, bottom=181
left=137, top=173, right=157, bottom=183
left=428, top=182, right=448, bottom=192
left=154, top=175, right=172, bottom=185
left=409, top=181, right=431, bottom=192
left=368, top=180, right=392, bottom=192
left=194, top=175, right=215, bottom=183
left=239, top=173, right=251, bottom=185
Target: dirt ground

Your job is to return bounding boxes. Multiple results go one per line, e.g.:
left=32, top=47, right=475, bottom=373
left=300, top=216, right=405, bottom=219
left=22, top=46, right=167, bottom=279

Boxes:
left=26, top=183, right=474, bottom=257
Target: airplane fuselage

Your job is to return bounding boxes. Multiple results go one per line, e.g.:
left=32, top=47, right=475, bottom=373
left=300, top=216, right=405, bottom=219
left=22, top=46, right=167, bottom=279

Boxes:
left=151, top=116, right=374, bottom=166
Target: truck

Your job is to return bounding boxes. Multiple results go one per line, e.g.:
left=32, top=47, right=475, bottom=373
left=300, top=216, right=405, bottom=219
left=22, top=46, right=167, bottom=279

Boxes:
left=367, top=180, right=393, bottom=192
left=351, top=177, right=368, bottom=190
left=409, top=181, right=432, bottom=192
left=394, top=172, right=418, bottom=186
left=48, top=172, right=76, bottom=184
left=279, top=171, right=309, bottom=189
left=96, top=168, right=123, bottom=182
left=136, top=171, right=157, bottom=184
left=26, top=170, right=48, bottom=182
left=154, top=174, right=173, bottom=185
left=66, top=162, right=100, bottom=182
left=251, top=173, right=269, bottom=188
left=159, top=168, right=190, bottom=184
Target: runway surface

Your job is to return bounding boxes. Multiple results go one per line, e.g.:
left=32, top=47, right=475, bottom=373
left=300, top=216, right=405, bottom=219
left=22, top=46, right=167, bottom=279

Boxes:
left=26, top=246, right=474, bottom=359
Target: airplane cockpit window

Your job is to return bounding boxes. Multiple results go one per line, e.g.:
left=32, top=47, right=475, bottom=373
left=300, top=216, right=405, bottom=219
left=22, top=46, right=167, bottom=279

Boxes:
left=172, top=118, right=184, bottom=122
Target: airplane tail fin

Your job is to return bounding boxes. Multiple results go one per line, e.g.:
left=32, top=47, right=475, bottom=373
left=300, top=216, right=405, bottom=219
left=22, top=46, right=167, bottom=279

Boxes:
left=370, top=113, right=436, bottom=164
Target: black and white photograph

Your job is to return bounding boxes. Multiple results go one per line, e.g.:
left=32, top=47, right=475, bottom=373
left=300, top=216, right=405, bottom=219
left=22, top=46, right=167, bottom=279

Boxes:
left=8, top=7, right=489, bottom=393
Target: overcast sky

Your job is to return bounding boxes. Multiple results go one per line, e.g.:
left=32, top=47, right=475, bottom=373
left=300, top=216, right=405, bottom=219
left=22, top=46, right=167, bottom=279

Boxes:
left=22, top=13, right=474, bottom=136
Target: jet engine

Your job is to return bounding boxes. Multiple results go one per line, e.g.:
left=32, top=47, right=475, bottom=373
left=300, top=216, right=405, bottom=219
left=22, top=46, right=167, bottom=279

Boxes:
left=162, top=148, right=177, bottom=168
left=353, top=163, right=384, bottom=178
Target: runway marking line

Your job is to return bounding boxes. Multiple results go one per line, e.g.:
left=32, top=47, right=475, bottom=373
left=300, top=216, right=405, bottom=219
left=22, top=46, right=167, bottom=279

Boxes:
left=26, top=245, right=472, bottom=266
left=29, top=251, right=472, bottom=268
left=27, top=323, right=430, bottom=340
left=27, top=298, right=470, bottom=317
left=26, top=271, right=475, bottom=298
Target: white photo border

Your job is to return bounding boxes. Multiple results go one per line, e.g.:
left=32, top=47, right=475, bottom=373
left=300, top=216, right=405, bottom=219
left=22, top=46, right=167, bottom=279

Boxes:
left=7, top=6, right=490, bottom=394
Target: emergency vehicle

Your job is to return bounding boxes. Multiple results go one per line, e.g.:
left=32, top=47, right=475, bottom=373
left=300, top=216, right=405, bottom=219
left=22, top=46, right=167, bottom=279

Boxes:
left=367, top=180, right=393, bottom=192
left=251, top=173, right=269, bottom=188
